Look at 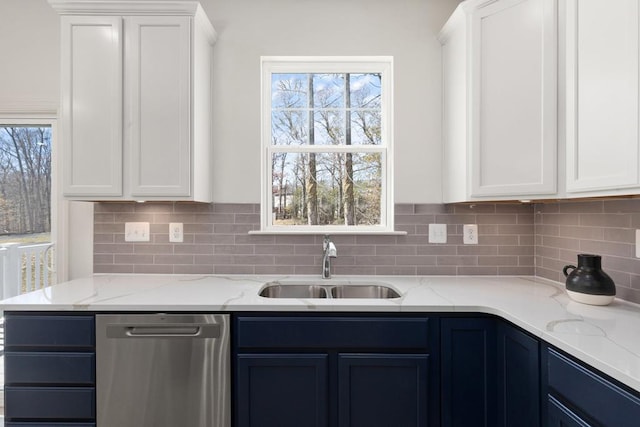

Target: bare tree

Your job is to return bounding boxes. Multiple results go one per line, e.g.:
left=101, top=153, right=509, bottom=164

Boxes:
left=306, top=74, right=318, bottom=225
left=271, top=72, right=382, bottom=227
left=0, top=127, right=51, bottom=234
left=271, top=77, right=308, bottom=222
left=343, top=73, right=355, bottom=225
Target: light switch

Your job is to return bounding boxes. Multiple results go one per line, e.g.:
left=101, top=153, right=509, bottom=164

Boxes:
left=125, top=222, right=150, bottom=242
left=429, top=224, right=447, bottom=243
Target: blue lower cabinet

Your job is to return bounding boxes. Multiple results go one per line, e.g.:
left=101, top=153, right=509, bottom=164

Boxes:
left=234, top=315, right=437, bottom=427
left=5, top=424, right=95, bottom=427
left=496, top=322, right=540, bottom=427
left=236, top=354, right=329, bottom=427
left=547, top=396, right=592, bottom=427
left=3, top=313, right=96, bottom=424
left=546, top=347, right=640, bottom=427
left=441, top=318, right=497, bottom=427
left=337, top=354, right=430, bottom=427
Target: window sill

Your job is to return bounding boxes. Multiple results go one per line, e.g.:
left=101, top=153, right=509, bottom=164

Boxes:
left=248, top=230, right=408, bottom=236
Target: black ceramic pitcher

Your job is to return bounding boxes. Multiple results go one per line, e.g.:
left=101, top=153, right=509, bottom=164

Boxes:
left=563, top=254, right=616, bottom=305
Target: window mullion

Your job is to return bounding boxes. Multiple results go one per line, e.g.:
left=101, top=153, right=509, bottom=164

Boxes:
left=270, top=145, right=385, bottom=154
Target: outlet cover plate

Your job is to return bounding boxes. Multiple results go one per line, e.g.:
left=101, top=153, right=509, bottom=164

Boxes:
left=170, top=222, right=184, bottom=243
left=463, top=224, right=478, bottom=245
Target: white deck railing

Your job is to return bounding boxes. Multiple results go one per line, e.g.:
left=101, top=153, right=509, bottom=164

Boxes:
left=0, top=242, right=54, bottom=300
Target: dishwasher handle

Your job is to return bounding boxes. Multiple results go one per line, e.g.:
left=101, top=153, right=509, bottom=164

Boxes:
left=106, top=323, right=221, bottom=339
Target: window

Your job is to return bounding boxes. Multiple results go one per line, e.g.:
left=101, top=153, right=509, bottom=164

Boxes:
left=0, top=123, right=56, bottom=296
left=260, top=57, right=394, bottom=233
left=0, top=126, right=52, bottom=238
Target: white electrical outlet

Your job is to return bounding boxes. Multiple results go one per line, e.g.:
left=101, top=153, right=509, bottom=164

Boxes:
left=124, top=222, right=150, bottom=242
left=170, top=222, right=183, bottom=243
left=429, top=224, right=447, bottom=243
left=463, top=224, right=478, bottom=245
left=636, top=230, right=640, bottom=258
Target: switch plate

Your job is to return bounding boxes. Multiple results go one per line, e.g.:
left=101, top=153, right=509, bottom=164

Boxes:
left=636, top=230, right=640, bottom=258
left=429, top=224, right=447, bottom=243
left=463, top=224, right=478, bottom=244
left=170, top=222, right=183, bottom=243
left=125, top=222, right=150, bottom=242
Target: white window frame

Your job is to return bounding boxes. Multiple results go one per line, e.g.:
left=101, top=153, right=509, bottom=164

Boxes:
left=259, top=56, right=395, bottom=234
left=0, top=114, right=65, bottom=282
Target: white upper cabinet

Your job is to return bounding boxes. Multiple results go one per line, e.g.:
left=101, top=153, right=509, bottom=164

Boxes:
left=565, top=0, right=640, bottom=196
left=60, top=15, right=123, bottom=197
left=126, top=16, right=191, bottom=198
left=440, top=0, right=558, bottom=203
left=51, top=1, right=216, bottom=202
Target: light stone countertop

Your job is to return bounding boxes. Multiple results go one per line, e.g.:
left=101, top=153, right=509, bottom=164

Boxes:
left=1, top=274, right=640, bottom=393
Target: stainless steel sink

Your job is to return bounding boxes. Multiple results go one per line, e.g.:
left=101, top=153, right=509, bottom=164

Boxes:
left=329, top=284, right=401, bottom=299
left=259, top=281, right=401, bottom=299
left=259, top=284, right=328, bottom=298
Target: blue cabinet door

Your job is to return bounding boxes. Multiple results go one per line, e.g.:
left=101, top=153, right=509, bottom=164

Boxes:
left=441, top=318, right=497, bottom=427
left=546, top=347, right=640, bottom=427
left=337, top=354, right=430, bottom=427
left=497, top=322, right=540, bottom=427
left=236, top=354, right=329, bottom=427
left=547, top=396, right=592, bottom=427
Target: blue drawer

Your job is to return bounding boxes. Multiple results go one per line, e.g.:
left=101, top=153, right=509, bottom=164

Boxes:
left=5, top=352, right=95, bottom=385
left=5, top=424, right=95, bottom=427
left=5, top=314, right=94, bottom=348
left=5, top=386, right=95, bottom=420
left=236, top=316, right=431, bottom=350
left=547, top=348, right=640, bottom=427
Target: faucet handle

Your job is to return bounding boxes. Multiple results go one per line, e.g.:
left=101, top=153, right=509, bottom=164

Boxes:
left=323, top=235, right=332, bottom=249
left=323, top=235, right=337, bottom=257
left=327, top=242, right=337, bottom=257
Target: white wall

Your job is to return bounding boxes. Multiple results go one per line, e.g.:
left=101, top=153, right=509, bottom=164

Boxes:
left=204, top=0, right=458, bottom=203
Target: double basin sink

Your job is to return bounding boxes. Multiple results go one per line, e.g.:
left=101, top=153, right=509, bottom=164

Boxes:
left=259, top=281, right=401, bottom=299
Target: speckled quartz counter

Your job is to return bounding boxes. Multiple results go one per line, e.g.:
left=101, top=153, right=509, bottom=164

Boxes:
left=2, top=274, right=640, bottom=393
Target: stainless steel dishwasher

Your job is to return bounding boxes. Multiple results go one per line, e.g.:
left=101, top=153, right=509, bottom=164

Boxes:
left=96, top=314, right=230, bottom=427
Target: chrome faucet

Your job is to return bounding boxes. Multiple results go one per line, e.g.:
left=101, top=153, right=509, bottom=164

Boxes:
left=322, top=235, right=337, bottom=279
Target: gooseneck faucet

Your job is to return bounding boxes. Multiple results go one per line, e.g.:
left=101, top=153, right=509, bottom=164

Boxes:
left=322, top=235, right=337, bottom=279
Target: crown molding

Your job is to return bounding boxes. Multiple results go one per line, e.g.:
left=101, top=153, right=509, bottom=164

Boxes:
left=48, top=1, right=201, bottom=16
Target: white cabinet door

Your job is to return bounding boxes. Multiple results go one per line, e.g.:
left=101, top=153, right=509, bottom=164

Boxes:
left=441, top=8, right=469, bottom=204
left=566, top=0, right=640, bottom=193
left=61, top=16, right=123, bottom=197
left=440, top=0, right=557, bottom=203
left=125, top=16, right=191, bottom=197
left=470, top=0, right=557, bottom=197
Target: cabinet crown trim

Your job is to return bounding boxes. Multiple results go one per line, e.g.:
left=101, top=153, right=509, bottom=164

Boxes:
left=49, top=0, right=203, bottom=16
